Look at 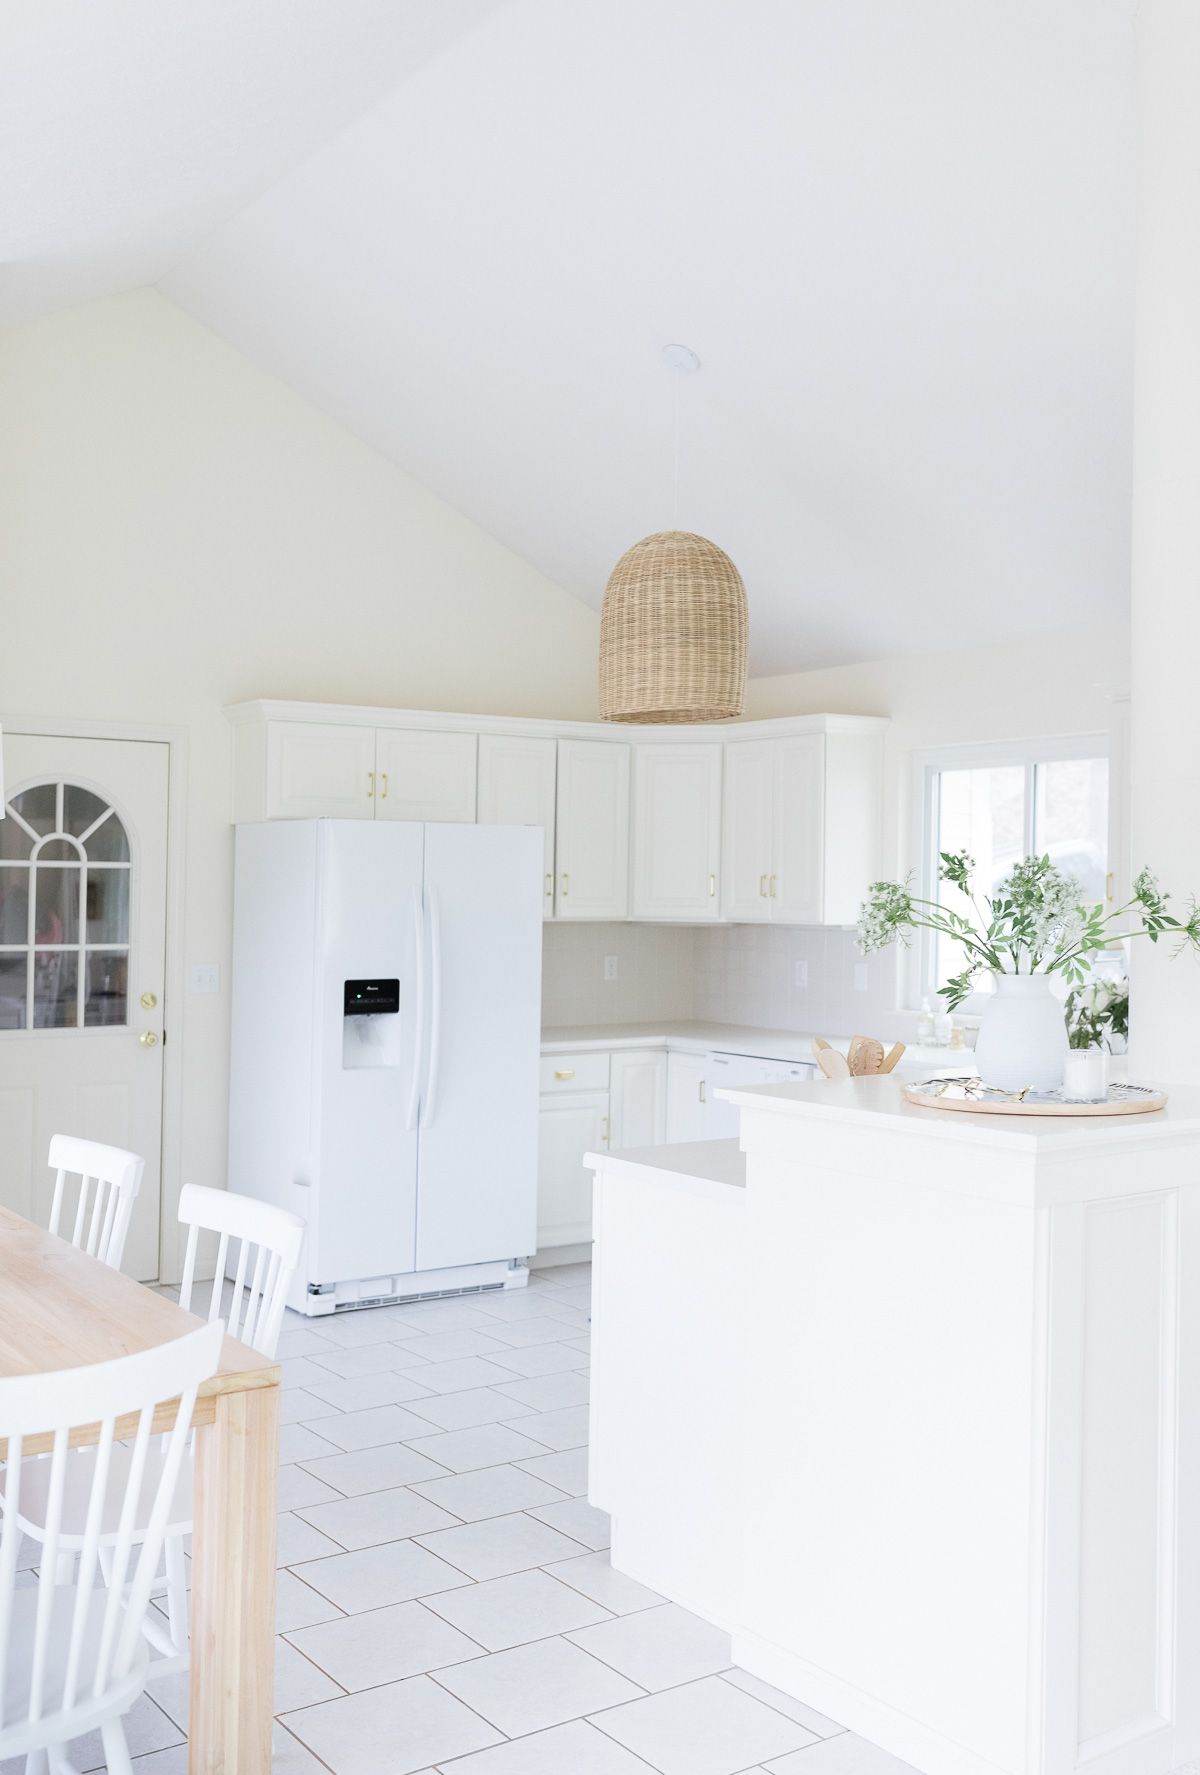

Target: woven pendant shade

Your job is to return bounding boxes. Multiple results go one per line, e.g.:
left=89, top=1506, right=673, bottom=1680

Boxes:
left=599, top=530, right=748, bottom=723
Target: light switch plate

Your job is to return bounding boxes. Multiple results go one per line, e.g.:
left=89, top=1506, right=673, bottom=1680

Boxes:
left=793, top=961, right=808, bottom=991
left=603, top=955, right=619, bottom=982
left=190, top=962, right=220, bottom=994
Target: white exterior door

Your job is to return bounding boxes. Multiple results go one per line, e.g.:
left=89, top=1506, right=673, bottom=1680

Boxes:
left=0, top=734, right=168, bottom=1279
left=476, top=735, right=558, bottom=916
left=375, top=729, right=477, bottom=823
left=555, top=740, right=630, bottom=920
left=631, top=744, right=722, bottom=921
left=721, top=740, right=775, bottom=922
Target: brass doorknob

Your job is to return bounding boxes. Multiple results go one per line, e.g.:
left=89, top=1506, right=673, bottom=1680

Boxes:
left=139, top=1030, right=159, bottom=1047
left=140, top=991, right=158, bottom=1010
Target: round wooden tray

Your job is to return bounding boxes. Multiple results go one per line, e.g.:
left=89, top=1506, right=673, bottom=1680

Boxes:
left=903, top=1080, right=1168, bottom=1117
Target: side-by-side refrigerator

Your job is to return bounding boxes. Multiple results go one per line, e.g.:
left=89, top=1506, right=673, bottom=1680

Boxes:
left=228, top=819, right=543, bottom=1314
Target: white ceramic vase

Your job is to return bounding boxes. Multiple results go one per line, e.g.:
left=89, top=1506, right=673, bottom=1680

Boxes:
left=973, top=972, right=1068, bottom=1091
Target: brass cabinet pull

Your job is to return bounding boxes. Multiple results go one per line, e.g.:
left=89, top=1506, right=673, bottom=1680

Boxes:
left=708, top=874, right=716, bottom=897
left=759, top=874, right=768, bottom=898
left=601, top=1115, right=610, bottom=1144
left=380, top=772, right=389, bottom=800
left=367, top=770, right=375, bottom=799
left=699, top=1079, right=706, bottom=1103
left=545, top=872, right=554, bottom=898
left=769, top=874, right=777, bottom=897
left=561, top=872, right=570, bottom=897
left=1106, top=871, right=1114, bottom=903
left=554, top=1069, right=576, bottom=1080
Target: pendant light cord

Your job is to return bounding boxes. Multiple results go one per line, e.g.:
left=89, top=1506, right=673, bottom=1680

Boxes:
left=672, top=366, right=681, bottom=528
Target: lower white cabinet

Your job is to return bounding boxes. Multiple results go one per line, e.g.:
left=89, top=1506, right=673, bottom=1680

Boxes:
left=537, top=1051, right=611, bottom=1251
left=610, top=1048, right=668, bottom=1147
left=665, top=1051, right=710, bottom=1142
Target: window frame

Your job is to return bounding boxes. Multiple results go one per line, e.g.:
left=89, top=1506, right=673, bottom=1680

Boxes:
left=909, top=734, right=1110, bottom=1013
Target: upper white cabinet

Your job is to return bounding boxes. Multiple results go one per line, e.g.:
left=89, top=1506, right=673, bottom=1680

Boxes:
left=478, top=735, right=558, bottom=915
left=631, top=743, right=722, bottom=921
left=721, top=728, right=883, bottom=925
left=375, top=728, right=476, bottom=823
left=266, top=721, right=376, bottom=820
left=554, top=740, right=630, bottom=921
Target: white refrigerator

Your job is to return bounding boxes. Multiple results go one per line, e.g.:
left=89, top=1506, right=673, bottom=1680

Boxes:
left=228, top=819, right=543, bottom=1314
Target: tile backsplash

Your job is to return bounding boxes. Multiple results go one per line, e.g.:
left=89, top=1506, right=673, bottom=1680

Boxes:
left=542, top=922, right=901, bottom=1037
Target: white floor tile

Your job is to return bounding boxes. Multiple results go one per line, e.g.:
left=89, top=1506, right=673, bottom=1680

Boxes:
left=401, top=1386, right=537, bottom=1432
left=402, top=1355, right=521, bottom=1394
left=388, top=1300, right=502, bottom=1332
left=306, top=1343, right=414, bottom=1379
left=514, top=1445, right=589, bottom=1495
left=277, top=1509, right=345, bottom=1567
left=722, top=1669, right=847, bottom=1738
left=297, top=1441, right=450, bottom=1495
left=293, top=1538, right=472, bottom=1614
left=393, top=1328, right=510, bottom=1362
left=406, top=1423, right=550, bottom=1473
left=592, top=1674, right=818, bottom=1775
left=304, top=1403, right=440, bottom=1453
left=278, top=1463, right=344, bottom=1511
left=411, top=1461, right=569, bottom=1522
left=279, top=1386, right=349, bottom=1424
left=543, top=1552, right=664, bottom=1617
left=422, top=1567, right=612, bottom=1651
left=302, top=1308, right=400, bottom=1348
left=494, top=1371, right=589, bottom=1412
left=281, top=1355, right=341, bottom=1390
left=482, top=1315, right=589, bottom=1349
left=505, top=1404, right=590, bottom=1450
left=286, top=1598, right=484, bottom=1690
left=302, top=1370, right=437, bottom=1412
left=282, top=1672, right=502, bottom=1775
left=475, top=1290, right=579, bottom=1323
left=149, top=1637, right=342, bottom=1733
left=414, top=1509, right=593, bottom=1580
left=275, top=1328, right=341, bottom=1360
left=280, top=1422, right=343, bottom=1464
left=764, top=1734, right=920, bottom=1773
left=53, top=1691, right=182, bottom=1772
left=276, top=1567, right=346, bottom=1632
left=485, top=1340, right=589, bottom=1378
left=298, top=1484, right=460, bottom=1550
left=272, top=1725, right=338, bottom=1772
left=432, top=1635, right=642, bottom=1737
left=569, top=1602, right=732, bottom=1690
left=432, top=1718, right=656, bottom=1774
left=528, top=1496, right=610, bottom=1549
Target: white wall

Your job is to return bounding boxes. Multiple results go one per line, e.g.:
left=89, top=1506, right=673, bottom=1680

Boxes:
left=0, top=288, right=601, bottom=1276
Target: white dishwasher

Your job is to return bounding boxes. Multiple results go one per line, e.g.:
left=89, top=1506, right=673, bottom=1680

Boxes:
left=703, top=1050, right=818, bottom=1138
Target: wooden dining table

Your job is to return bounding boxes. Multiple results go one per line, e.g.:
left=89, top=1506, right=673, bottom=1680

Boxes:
left=0, top=1206, right=281, bottom=1774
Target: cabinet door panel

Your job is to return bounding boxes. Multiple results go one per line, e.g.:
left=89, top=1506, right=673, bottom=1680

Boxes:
left=773, top=735, right=825, bottom=923
left=555, top=740, right=630, bottom=920
left=477, top=735, right=557, bottom=915
left=538, top=1094, right=608, bottom=1248
left=609, top=1049, right=668, bottom=1148
left=666, top=1051, right=710, bottom=1143
left=631, top=744, right=722, bottom=920
left=266, top=722, right=376, bottom=819
left=375, top=730, right=477, bottom=823
left=721, top=740, right=774, bottom=921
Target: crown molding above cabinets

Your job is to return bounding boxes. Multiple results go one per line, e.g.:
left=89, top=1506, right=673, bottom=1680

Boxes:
left=225, top=701, right=887, bottom=927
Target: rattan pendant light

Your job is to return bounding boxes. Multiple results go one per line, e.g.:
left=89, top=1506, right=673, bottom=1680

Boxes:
left=599, top=348, right=748, bottom=723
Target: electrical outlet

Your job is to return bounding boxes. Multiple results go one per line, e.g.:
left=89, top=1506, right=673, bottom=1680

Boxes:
left=853, top=961, right=869, bottom=993
left=793, top=960, right=809, bottom=991
left=190, top=962, right=220, bottom=994
left=603, top=955, right=619, bottom=982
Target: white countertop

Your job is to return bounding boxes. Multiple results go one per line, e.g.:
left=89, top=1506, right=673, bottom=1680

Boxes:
left=540, top=1019, right=976, bottom=1075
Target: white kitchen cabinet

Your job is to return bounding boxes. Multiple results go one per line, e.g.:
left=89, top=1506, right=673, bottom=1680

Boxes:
left=631, top=743, right=722, bottom=921
left=666, top=1050, right=711, bottom=1142
left=375, top=728, right=477, bottom=823
left=478, top=734, right=558, bottom=916
left=609, top=1048, right=668, bottom=1148
left=721, top=729, right=882, bottom=925
left=537, top=1048, right=611, bottom=1253
left=266, top=721, right=376, bottom=819
left=554, top=740, right=630, bottom=921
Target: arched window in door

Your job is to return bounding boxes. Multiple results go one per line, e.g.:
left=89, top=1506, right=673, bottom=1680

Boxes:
left=0, top=781, right=131, bottom=1030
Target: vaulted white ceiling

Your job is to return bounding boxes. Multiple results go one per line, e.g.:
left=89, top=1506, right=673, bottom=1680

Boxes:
left=4, top=0, right=1136, bottom=673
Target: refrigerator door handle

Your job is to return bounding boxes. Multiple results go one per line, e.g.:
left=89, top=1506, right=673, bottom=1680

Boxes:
left=424, top=890, right=444, bottom=1127
left=405, top=888, right=427, bottom=1131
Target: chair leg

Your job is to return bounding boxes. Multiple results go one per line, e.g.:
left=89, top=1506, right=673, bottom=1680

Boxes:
left=99, top=1720, right=134, bottom=1775
left=23, top=1751, right=49, bottom=1775
left=163, top=1530, right=189, bottom=1660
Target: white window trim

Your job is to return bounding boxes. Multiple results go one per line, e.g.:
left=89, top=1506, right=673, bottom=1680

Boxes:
left=907, top=734, right=1110, bottom=1013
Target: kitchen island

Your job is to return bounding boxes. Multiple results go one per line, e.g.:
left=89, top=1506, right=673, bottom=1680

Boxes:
left=586, top=1076, right=1200, bottom=1775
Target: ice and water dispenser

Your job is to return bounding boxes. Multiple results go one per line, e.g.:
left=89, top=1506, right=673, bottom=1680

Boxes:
left=341, top=977, right=402, bottom=1069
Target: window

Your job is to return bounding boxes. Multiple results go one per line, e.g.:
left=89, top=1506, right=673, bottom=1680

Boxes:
left=0, top=780, right=131, bottom=1031
left=914, top=739, right=1109, bottom=1006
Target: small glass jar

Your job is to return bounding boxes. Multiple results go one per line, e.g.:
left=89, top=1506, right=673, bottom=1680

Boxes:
left=1062, top=1047, right=1108, bottom=1103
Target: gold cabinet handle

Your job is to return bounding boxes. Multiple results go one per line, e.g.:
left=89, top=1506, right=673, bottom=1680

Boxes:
left=601, top=1115, right=610, bottom=1144
left=759, top=874, right=768, bottom=898
left=769, top=874, right=777, bottom=898
left=698, top=1079, right=706, bottom=1103
left=380, top=772, right=389, bottom=800
left=139, top=1030, right=159, bottom=1048
left=367, top=770, right=375, bottom=799
left=545, top=872, right=554, bottom=898
left=561, top=872, right=569, bottom=897
left=708, top=874, right=716, bottom=897
left=1106, top=871, right=1114, bottom=903
left=554, top=1068, right=576, bottom=1080
left=139, top=990, right=157, bottom=1010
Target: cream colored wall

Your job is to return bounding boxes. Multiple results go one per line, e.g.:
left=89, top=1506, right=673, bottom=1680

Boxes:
left=0, top=289, right=600, bottom=1276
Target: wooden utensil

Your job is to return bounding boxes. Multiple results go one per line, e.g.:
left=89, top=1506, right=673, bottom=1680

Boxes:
left=812, top=1038, right=851, bottom=1079
left=813, top=1035, right=906, bottom=1078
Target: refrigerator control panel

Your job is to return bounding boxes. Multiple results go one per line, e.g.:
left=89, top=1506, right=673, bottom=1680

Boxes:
left=343, top=978, right=400, bottom=1016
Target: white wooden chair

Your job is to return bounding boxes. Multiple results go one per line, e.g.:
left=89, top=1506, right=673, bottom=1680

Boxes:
left=46, top=1136, right=144, bottom=1272
left=15, top=1186, right=306, bottom=1676
left=0, top=1319, right=223, bottom=1775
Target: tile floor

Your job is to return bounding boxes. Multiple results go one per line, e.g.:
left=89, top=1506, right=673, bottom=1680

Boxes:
left=8, top=1262, right=923, bottom=1775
